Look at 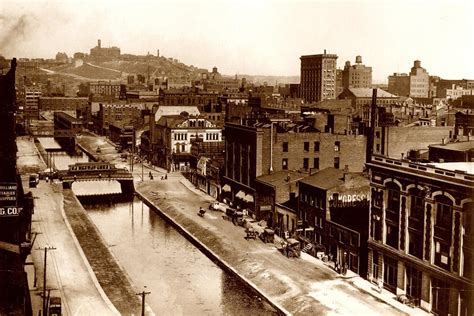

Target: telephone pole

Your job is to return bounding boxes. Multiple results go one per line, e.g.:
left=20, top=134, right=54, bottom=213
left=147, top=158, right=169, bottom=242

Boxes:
left=37, top=245, right=56, bottom=314
left=136, top=286, right=151, bottom=316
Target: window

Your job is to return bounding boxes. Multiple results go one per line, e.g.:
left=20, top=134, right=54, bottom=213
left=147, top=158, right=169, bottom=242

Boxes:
left=303, top=158, right=309, bottom=170
left=282, top=158, right=288, bottom=170
left=334, top=141, right=340, bottom=152
left=334, top=157, right=340, bottom=169
left=372, top=252, right=379, bottom=280
left=434, top=240, right=451, bottom=270
left=313, top=158, right=319, bottom=170
left=432, top=278, right=450, bottom=315
left=282, top=142, right=288, bottom=152
left=383, top=256, right=398, bottom=293
left=386, top=223, right=399, bottom=249
left=304, top=142, right=309, bottom=152
left=408, top=231, right=423, bottom=259
left=409, top=189, right=424, bottom=220
left=406, top=266, right=421, bottom=306
left=314, top=141, right=320, bottom=152
left=436, top=196, right=452, bottom=229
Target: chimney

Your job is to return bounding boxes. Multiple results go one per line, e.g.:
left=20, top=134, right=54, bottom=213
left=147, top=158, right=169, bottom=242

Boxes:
left=98, top=39, right=101, bottom=48
left=324, top=49, right=326, bottom=54
left=343, top=165, right=350, bottom=181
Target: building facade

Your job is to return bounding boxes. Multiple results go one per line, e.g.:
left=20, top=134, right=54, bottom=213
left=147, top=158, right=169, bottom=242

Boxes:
left=298, top=168, right=370, bottom=276
left=342, top=55, right=372, bottom=90
left=223, top=119, right=367, bottom=216
left=388, top=61, right=430, bottom=98
left=300, top=51, right=338, bottom=103
left=152, top=115, right=222, bottom=172
left=366, top=155, right=473, bottom=315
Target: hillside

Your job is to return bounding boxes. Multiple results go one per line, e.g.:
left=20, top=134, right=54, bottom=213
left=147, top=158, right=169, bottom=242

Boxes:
left=61, top=63, right=123, bottom=80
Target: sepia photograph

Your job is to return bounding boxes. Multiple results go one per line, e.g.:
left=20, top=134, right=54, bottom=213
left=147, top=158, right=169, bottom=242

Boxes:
left=0, top=0, right=473, bottom=315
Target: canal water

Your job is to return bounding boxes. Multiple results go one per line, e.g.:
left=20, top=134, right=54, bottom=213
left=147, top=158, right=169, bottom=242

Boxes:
left=85, top=198, right=276, bottom=315
left=50, top=145, right=277, bottom=315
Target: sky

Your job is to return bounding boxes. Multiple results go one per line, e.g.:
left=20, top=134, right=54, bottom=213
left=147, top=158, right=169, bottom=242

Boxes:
left=1, top=0, right=473, bottom=82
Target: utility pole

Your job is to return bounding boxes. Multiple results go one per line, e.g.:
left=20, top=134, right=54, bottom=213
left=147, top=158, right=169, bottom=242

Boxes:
left=136, top=286, right=151, bottom=316
left=37, top=245, right=56, bottom=314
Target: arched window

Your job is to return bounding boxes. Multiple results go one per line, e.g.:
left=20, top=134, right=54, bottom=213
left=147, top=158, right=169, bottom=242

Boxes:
left=435, top=195, right=453, bottom=229
left=409, top=188, right=424, bottom=220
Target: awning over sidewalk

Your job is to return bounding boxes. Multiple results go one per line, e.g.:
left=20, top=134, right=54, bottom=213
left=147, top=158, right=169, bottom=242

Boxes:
left=235, top=190, right=245, bottom=199
left=243, top=194, right=254, bottom=203
left=222, top=184, right=231, bottom=192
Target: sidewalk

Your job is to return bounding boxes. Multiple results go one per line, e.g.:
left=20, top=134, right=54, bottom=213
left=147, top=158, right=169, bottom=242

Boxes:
left=177, top=176, right=430, bottom=316
left=137, top=177, right=405, bottom=315
left=27, top=180, right=118, bottom=316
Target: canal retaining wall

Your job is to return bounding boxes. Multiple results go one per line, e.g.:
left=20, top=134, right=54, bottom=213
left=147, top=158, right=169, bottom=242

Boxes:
left=62, top=189, right=148, bottom=315
left=136, top=191, right=291, bottom=316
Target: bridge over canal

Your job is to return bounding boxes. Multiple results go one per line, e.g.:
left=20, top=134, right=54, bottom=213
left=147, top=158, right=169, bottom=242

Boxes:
left=61, top=162, right=134, bottom=195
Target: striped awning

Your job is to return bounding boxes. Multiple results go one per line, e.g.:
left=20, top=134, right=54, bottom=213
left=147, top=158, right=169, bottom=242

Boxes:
left=235, top=190, right=245, bottom=199
left=243, top=194, right=254, bottom=203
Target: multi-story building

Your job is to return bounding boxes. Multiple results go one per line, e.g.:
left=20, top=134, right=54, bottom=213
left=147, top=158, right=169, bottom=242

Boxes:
left=338, top=88, right=401, bottom=125
left=298, top=168, right=370, bottom=276
left=24, top=86, right=42, bottom=120
left=342, top=56, right=372, bottom=90
left=388, top=73, right=410, bottom=97
left=89, top=81, right=122, bottom=98
left=96, top=103, right=146, bottom=135
left=39, top=96, right=90, bottom=117
left=409, top=60, right=430, bottom=98
left=223, top=118, right=367, bottom=217
left=152, top=115, right=222, bottom=172
left=300, top=50, right=338, bottom=103
left=446, top=84, right=474, bottom=101
left=388, top=61, right=430, bottom=98
left=366, top=155, right=473, bottom=315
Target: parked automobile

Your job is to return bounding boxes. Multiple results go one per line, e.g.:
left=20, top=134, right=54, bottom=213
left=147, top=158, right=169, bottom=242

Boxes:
left=29, top=174, right=39, bottom=188
left=208, top=202, right=226, bottom=212
left=49, top=296, right=61, bottom=316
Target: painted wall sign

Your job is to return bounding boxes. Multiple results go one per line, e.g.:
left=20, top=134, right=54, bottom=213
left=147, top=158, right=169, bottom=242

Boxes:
left=329, top=192, right=369, bottom=208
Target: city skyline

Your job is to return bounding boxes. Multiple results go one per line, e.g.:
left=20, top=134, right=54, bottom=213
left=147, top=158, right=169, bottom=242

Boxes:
left=1, top=0, right=473, bottom=82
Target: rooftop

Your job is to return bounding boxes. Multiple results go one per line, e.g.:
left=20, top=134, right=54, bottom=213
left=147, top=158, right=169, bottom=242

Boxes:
left=429, top=140, right=474, bottom=152
left=348, top=88, right=398, bottom=98
left=256, top=170, right=306, bottom=188
left=426, top=162, right=474, bottom=175
left=299, top=168, right=345, bottom=190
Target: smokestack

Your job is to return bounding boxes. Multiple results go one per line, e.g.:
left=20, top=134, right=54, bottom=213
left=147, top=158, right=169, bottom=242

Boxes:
left=98, top=39, right=101, bottom=48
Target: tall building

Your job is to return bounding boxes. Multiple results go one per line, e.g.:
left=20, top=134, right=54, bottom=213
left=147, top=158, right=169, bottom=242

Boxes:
left=342, top=55, right=372, bottom=90
left=388, top=60, right=429, bottom=98
left=409, top=60, right=430, bottom=98
left=300, top=50, right=338, bottom=103
left=24, top=86, right=42, bottom=121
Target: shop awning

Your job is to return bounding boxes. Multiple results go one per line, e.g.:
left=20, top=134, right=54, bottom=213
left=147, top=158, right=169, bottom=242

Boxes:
left=222, top=184, right=231, bottom=192
left=243, top=194, right=254, bottom=203
left=235, top=190, right=245, bottom=199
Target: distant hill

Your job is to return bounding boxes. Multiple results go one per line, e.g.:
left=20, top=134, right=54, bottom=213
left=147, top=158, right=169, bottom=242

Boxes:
left=61, top=63, right=122, bottom=80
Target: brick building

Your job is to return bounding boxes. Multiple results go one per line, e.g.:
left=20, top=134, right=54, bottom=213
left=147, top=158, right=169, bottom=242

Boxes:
left=388, top=60, right=430, bottom=98
left=342, top=55, right=372, bottom=90
left=366, top=155, right=473, bottom=314
left=223, top=118, right=367, bottom=217
left=298, top=168, right=370, bottom=276
left=300, top=51, right=338, bottom=103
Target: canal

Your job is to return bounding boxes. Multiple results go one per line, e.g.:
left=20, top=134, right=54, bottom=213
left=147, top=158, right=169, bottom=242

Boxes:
left=50, top=143, right=276, bottom=315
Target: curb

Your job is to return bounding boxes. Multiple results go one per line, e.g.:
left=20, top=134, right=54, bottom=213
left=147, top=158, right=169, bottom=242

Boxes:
left=60, top=190, right=121, bottom=316
left=136, top=189, right=292, bottom=316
